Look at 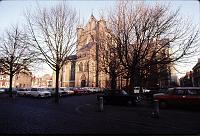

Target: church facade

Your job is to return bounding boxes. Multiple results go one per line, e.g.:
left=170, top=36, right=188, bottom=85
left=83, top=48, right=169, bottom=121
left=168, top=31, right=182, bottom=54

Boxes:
left=52, top=15, right=109, bottom=88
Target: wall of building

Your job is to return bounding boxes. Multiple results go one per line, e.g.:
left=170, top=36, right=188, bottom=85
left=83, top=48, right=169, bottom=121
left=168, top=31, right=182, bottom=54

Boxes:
left=32, top=74, right=52, bottom=88
left=14, top=72, right=32, bottom=88
left=0, top=70, right=32, bottom=88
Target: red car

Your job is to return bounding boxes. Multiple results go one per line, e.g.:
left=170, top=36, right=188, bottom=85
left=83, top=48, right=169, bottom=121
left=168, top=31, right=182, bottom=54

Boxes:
left=153, top=87, right=200, bottom=108
left=73, top=87, right=88, bottom=94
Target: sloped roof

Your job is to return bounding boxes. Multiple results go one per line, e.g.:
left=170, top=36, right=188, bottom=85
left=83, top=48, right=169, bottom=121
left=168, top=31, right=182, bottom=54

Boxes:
left=68, top=55, right=77, bottom=60
left=79, top=42, right=94, bottom=52
left=193, top=61, right=200, bottom=70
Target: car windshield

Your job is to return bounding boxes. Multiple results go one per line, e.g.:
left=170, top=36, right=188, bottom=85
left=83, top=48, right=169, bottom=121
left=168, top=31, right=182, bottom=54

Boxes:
left=166, top=88, right=174, bottom=94
left=187, top=89, right=200, bottom=95
left=18, top=89, right=26, bottom=91
left=121, top=90, right=128, bottom=95
left=31, top=88, right=38, bottom=91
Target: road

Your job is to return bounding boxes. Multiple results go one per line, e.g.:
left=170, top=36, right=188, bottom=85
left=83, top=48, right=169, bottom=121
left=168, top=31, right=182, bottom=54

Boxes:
left=0, top=94, right=200, bottom=134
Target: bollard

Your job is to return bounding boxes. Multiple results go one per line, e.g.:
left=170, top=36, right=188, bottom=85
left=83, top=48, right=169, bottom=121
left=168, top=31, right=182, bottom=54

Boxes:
left=152, top=100, right=159, bottom=118
left=98, top=97, right=104, bottom=112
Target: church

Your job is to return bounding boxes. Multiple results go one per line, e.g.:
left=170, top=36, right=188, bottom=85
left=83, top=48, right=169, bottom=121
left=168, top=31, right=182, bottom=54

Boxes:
left=52, top=15, right=109, bottom=88
left=52, top=15, right=176, bottom=89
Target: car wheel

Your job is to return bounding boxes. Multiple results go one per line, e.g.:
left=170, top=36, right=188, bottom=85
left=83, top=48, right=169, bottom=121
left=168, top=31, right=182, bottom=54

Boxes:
left=38, top=94, right=41, bottom=98
left=160, top=101, right=167, bottom=109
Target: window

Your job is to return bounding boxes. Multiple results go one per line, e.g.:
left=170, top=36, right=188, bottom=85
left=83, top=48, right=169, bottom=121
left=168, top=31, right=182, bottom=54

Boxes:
left=79, top=62, right=83, bottom=72
left=121, top=90, right=128, bottom=95
left=188, top=89, right=198, bottom=95
left=91, top=63, right=95, bottom=72
left=174, top=89, right=185, bottom=95
left=84, top=62, right=89, bottom=72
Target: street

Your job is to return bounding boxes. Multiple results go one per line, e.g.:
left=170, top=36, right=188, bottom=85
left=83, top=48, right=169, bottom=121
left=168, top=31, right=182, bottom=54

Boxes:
left=0, top=94, right=200, bottom=134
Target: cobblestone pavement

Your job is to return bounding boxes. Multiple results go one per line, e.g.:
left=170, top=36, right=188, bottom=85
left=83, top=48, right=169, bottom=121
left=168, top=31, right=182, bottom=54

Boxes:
left=0, top=94, right=200, bottom=135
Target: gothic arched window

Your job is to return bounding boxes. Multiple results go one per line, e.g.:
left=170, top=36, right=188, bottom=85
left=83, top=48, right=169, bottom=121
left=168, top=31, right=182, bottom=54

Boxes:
left=79, top=62, right=83, bottom=72
left=84, top=61, right=89, bottom=72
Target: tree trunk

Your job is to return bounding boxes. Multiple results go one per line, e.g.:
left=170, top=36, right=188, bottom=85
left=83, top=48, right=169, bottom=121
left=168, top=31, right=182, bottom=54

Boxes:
left=110, top=70, right=117, bottom=90
left=129, top=77, right=135, bottom=91
left=125, top=77, right=129, bottom=89
left=139, top=75, right=143, bottom=94
left=60, top=67, right=63, bottom=87
left=9, top=74, right=13, bottom=97
left=110, top=75, right=117, bottom=90
left=55, top=66, right=60, bottom=103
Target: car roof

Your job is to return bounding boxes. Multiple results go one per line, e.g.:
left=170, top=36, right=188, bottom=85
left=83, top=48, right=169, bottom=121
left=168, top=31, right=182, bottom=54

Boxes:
left=169, top=87, right=200, bottom=90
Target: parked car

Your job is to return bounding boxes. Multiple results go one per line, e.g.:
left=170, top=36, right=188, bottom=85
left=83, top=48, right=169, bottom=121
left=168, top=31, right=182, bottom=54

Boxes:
left=73, top=87, right=88, bottom=94
left=143, top=88, right=151, bottom=93
left=153, top=87, right=200, bottom=108
left=0, top=88, right=6, bottom=94
left=60, top=87, right=74, bottom=95
left=47, top=88, right=68, bottom=97
left=97, top=89, right=137, bottom=106
left=29, top=88, right=51, bottom=98
left=4, top=88, right=18, bottom=95
left=133, top=87, right=140, bottom=93
left=17, top=88, right=31, bottom=96
left=144, top=88, right=168, bottom=101
left=128, top=87, right=147, bottom=94
left=83, top=87, right=100, bottom=93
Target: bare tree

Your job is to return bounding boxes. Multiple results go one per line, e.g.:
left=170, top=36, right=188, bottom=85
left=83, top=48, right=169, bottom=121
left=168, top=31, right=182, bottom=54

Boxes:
left=25, top=2, right=78, bottom=103
left=107, top=1, right=199, bottom=91
left=98, top=31, right=125, bottom=89
left=0, top=25, right=38, bottom=97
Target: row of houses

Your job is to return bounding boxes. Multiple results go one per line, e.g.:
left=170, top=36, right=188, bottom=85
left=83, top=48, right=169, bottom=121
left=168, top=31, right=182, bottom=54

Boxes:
left=180, top=59, right=200, bottom=87
left=0, top=71, right=52, bottom=88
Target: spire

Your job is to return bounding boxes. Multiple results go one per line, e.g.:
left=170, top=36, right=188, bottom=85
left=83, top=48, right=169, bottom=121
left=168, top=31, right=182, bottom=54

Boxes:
left=91, top=9, right=94, bottom=17
left=90, top=10, right=96, bottom=22
left=100, top=15, right=104, bottom=21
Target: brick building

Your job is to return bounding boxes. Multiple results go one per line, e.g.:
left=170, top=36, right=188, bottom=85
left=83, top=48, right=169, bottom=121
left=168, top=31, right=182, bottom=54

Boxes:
left=0, top=69, right=32, bottom=88
left=192, top=58, right=200, bottom=87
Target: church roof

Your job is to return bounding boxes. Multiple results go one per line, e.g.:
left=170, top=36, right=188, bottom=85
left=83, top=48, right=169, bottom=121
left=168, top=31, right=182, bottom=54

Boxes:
left=79, top=42, right=94, bottom=52
left=68, top=55, right=77, bottom=60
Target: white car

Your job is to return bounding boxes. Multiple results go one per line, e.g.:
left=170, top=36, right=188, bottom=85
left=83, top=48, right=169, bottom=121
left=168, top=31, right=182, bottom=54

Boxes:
left=29, top=88, right=51, bottom=98
left=17, top=88, right=31, bottom=96
left=47, top=88, right=68, bottom=96
left=134, top=87, right=151, bottom=93
left=143, top=88, right=151, bottom=93
left=60, top=87, right=74, bottom=95
left=0, top=88, right=6, bottom=94
left=82, top=87, right=100, bottom=93
left=134, top=87, right=140, bottom=93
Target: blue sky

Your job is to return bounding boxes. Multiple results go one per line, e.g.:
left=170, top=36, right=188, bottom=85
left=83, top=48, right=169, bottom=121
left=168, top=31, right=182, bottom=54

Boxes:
left=0, top=0, right=199, bottom=78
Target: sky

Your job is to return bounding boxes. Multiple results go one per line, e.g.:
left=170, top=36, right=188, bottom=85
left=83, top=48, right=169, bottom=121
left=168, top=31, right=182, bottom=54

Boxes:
left=0, top=0, right=199, bottom=78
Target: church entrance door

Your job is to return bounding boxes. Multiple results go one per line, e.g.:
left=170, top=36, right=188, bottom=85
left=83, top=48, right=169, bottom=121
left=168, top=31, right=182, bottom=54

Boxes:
left=80, top=74, right=86, bottom=87
left=81, top=80, right=86, bottom=87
